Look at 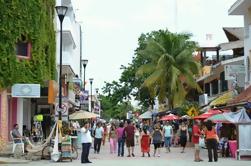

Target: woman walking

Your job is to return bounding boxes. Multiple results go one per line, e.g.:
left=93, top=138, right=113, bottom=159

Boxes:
left=152, top=125, right=163, bottom=157
left=205, top=120, right=218, bottom=162
left=140, top=128, right=151, bottom=157
left=109, top=124, right=117, bottom=154
left=116, top=122, right=125, bottom=157
left=179, top=122, right=189, bottom=153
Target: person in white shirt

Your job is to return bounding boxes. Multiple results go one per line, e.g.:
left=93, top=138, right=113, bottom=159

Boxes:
left=81, top=122, right=92, bottom=164
left=93, top=122, right=104, bottom=154
left=163, top=121, right=173, bottom=152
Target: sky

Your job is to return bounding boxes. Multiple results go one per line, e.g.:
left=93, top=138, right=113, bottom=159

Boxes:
left=72, top=0, right=243, bottom=93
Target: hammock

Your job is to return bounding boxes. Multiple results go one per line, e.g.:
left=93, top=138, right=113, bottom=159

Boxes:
left=26, top=123, right=57, bottom=153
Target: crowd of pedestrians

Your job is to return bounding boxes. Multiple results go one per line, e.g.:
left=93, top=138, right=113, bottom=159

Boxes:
left=79, top=118, right=220, bottom=164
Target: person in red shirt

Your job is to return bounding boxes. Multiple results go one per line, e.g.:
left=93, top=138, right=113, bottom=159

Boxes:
left=124, top=120, right=135, bottom=157
left=192, top=120, right=203, bottom=162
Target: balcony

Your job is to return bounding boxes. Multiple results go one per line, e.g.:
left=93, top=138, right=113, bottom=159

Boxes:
left=57, top=16, right=76, bottom=49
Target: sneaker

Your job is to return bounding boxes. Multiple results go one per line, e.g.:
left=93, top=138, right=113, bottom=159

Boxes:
left=158, top=154, right=160, bottom=157
left=132, top=153, right=135, bottom=157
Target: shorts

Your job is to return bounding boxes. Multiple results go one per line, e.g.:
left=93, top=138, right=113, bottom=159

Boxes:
left=126, top=138, right=135, bottom=147
left=194, top=144, right=200, bottom=150
left=154, top=143, right=161, bottom=150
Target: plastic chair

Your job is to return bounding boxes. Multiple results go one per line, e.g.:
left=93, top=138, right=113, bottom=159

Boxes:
left=10, top=131, right=24, bottom=153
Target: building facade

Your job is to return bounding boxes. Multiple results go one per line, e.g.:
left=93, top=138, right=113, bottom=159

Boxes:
left=229, top=0, right=251, bottom=88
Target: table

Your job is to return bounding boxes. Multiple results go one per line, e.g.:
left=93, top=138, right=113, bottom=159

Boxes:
left=228, top=140, right=237, bottom=158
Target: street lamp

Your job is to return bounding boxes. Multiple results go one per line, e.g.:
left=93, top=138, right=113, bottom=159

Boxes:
left=82, top=59, right=88, bottom=91
left=89, top=78, right=93, bottom=112
left=55, top=6, right=68, bottom=120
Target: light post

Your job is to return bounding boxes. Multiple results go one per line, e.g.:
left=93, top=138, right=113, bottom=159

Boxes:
left=89, top=78, right=93, bottom=112
left=55, top=6, right=68, bottom=120
left=82, top=59, right=88, bottom=91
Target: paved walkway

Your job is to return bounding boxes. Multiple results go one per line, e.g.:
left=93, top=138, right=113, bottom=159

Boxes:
left=1, top=142, right=250, bottom=165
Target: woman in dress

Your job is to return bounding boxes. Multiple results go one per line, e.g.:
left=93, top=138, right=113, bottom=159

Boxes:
left=179, top=122, right=189, bottom=153
left=109, top=124, right=117, bottom=154
left=140, top=128, right=151, bottom=157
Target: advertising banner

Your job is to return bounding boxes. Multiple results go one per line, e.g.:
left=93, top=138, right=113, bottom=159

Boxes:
left=80, top=90, right=89, bottom=111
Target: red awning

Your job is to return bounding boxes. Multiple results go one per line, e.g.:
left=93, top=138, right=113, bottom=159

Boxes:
left=161, top=114, right=179, bottom=121
left=193, top=109, right=222, bottom=120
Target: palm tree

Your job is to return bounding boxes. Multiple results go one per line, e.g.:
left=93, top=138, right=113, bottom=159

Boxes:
left=136, top=30, right=201, bottom=108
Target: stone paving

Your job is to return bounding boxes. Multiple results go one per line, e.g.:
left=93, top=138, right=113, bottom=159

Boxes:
left=1, top=141, right=250, bottom=166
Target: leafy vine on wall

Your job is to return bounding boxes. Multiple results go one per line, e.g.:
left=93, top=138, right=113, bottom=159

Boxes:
left=0, top=0, right=56, bottom=89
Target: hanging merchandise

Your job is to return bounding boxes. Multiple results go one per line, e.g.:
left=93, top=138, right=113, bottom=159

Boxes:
left=51, top=122, right=61, bottom=162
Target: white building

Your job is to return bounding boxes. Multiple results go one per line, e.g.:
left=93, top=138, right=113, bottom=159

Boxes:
left=55, top=0, right=83, bottom=105
left=229, top=0, right=251, bottom=88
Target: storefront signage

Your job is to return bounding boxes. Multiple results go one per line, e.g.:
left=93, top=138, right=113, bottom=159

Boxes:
left=224, top=65, right=245, bottom=80
left=80, top=90, right=89, bottom=111
left=12, top=84, right=40, bottom=98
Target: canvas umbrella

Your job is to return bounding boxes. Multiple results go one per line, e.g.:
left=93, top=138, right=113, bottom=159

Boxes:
left=69, top=110, right=98, bottom=120
left=193, top=109, right=222, bottom=120
left=205, top=114, right=230, bottom=123
left=139, top=111, right=152, bottom=119
left=181, top=115, right=191, bottom=119
left=161, top=114, right=179, bottom=121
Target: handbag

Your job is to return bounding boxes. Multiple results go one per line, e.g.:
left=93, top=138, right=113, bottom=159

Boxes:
left=199, top=137, right=205, bottom=148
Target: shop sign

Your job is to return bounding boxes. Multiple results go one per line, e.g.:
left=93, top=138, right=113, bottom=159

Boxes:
left=12, top=84, right=40, bottom=98
left=80, top=90, right=89, bottom=111
left=224, top=65, right=245, bottom=80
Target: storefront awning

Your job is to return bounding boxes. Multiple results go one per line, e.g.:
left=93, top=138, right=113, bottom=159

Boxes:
left=210, top=91, right=236, bottom=107
left=229, top=85, right=251, bottom=105
left=219, top=40, right=244, bottom=51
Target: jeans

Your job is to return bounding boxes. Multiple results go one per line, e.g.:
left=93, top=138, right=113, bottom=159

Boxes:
left=94, top=138, right=102, bottom=153
left=117, top=138, right=125, bottom=156
left=206, top=139, right=218, bottom=162
left=81, top=143, right=91, bottom=163
left=164, top=137, right=171, bottom=147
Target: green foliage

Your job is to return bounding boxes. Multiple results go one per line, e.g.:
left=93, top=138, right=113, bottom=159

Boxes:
left=136, top=29, right=202, bottom=108
left=0, top=0, right=56, bottom=89
left=100, top=95, right=133, bottom=120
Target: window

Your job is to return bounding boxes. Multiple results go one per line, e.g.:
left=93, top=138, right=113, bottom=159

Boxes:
left=16, top=41, right=31, bottom=59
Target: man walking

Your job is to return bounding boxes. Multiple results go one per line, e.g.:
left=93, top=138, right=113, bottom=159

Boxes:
left=93, top=122, right=104, bottom=154
left=192, top=120, right=203, bottom=162
left=81, top=122, right=92, bottom=164
left=163, top=121, right=173, bottom=152
left=124, top=120, right=135, bottom=157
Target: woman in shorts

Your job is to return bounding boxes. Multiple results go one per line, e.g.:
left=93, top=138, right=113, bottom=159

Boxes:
left=152, top=125, right=163, bottom=157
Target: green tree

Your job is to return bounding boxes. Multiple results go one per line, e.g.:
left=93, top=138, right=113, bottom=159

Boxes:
left=136, top=30, right=201, bottom=108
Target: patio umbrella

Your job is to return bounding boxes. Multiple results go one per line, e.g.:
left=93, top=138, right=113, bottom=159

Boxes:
left=193, top=109, right=222, bottom=120
left=139, top=111, right=152, bottom=119
left=205, top=114, right=230, bottom=123
left=69, top=110, right=98, bottom=120
left=181, top=115, right=191, bottom=119
left=161, top=114, right=179, bottom=121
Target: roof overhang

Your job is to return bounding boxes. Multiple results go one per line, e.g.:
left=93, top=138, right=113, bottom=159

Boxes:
left=61, top=64, right=75, bottom=76
left=229, top=0, right=251, bottom=15
left=219, top=40, right=244, bottom=51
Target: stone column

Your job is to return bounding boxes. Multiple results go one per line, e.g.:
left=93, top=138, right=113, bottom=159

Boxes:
left=0, top=90, right=9, bottom=141
left=17, top=98, right=24, bottom=136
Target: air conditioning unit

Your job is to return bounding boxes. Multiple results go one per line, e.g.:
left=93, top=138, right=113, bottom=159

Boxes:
left=199, top=94, right=208, bottom=107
